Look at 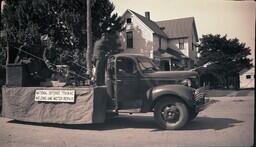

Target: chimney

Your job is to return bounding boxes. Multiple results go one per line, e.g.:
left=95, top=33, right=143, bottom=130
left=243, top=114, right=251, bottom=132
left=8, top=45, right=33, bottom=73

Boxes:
left=145, top=11, right=150, bottom=20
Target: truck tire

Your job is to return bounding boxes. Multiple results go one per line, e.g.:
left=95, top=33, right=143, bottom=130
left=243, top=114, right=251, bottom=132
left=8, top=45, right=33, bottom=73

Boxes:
left=154, top=98, right=189, bottom=130
left=189, top=111, right=199, bottom=121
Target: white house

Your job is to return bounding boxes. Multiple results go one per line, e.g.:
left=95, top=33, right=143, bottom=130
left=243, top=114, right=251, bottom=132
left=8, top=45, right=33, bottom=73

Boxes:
left=239, top=67, right=255, bottom=89
left=119, top=9, right=199, bottom=70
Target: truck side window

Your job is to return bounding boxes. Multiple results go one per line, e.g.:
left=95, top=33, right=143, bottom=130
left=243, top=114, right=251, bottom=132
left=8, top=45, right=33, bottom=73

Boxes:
left=116, top=57, right=136, bottom=77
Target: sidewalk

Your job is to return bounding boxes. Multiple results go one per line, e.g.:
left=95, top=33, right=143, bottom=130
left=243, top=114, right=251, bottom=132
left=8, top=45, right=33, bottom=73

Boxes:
left=206, top=89, right=254, bottom=97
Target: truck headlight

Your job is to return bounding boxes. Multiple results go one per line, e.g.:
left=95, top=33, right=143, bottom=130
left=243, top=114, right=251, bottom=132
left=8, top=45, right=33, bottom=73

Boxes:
left=181, top=79, right=192, bottom=87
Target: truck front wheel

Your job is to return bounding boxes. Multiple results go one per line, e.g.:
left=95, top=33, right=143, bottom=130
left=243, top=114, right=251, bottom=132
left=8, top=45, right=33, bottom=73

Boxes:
left=189, top=111, right=199, bottom=121
left=154, top=98, right=189, bottom=130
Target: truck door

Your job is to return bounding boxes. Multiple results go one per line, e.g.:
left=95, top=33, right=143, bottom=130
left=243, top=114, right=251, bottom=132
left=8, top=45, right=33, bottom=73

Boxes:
left=115, top=57, right=141, bottom=109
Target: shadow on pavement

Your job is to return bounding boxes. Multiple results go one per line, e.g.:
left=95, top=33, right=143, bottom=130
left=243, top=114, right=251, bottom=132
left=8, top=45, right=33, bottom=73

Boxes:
left=8, top=115, right=244, bottom=131
left=7, top=115, right=159, bottom=131
left=183, top=117, right=244, bottom=130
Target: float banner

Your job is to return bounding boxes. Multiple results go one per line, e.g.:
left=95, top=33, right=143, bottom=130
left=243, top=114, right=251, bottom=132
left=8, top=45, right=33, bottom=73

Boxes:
left=35, top=90, right=75, bottom=102
left=1, top=86, right=107, bottom=124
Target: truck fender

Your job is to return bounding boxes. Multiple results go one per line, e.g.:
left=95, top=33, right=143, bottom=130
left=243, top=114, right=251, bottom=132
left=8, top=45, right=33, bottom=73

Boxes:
left=147, top=84, right=195, bottom=110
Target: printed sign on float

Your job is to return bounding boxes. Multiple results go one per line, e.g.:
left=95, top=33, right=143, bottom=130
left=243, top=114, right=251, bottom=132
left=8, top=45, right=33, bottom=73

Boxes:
left=35, top=90, right=75, bottom=102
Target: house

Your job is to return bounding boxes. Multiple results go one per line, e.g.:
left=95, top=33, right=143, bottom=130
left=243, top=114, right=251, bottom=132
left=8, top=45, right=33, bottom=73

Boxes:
left=239, top=67, right=255, bottom=89
left=119, top=9, right=199, bottom=70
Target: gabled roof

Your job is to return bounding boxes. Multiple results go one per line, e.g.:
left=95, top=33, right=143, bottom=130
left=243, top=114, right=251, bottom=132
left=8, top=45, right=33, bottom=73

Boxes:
left=156, top=17, right=199, bottom=41
left=239, top=66, right=255, bottom=75
left=127, top=9, right=168, bottom=38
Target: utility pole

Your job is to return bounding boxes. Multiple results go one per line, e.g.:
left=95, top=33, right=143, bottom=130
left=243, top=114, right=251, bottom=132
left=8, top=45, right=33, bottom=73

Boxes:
left=0, top=0, right=2, bottom=13
left=86, top=0, right=93, bottom=78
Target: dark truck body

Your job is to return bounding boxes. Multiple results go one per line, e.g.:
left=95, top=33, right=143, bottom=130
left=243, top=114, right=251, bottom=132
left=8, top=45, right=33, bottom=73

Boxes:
left=105, top=53, right=208, bottom=112
left=1, top=53, right=211, bottom=130
left=103, top=53, right=211, bottom=129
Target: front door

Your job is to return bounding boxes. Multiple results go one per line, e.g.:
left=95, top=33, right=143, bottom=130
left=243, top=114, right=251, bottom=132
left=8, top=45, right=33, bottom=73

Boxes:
left=114, top=57, right=141, bottom=109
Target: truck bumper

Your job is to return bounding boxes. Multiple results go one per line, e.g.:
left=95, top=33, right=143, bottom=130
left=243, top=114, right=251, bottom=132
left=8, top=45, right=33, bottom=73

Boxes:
left=193, top=87, right=213, bottom=112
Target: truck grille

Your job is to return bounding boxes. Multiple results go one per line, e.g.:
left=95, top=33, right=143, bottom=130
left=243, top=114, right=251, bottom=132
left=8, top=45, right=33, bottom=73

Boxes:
left=194, top=87, right=206, bottom=104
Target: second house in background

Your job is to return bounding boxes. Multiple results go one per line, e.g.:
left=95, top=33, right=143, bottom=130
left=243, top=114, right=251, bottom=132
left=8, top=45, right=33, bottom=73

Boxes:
left=119, top=9, right=199, bottom=70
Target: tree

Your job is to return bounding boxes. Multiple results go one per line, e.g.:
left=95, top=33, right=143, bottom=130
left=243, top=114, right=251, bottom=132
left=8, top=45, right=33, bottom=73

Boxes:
left=198, top=34, right=252, bottom=89
left=1, top=0, right=123, bottom=84
left=0, top=34, right=6, bottom=69
left=92, top=32, right=123, bottom=85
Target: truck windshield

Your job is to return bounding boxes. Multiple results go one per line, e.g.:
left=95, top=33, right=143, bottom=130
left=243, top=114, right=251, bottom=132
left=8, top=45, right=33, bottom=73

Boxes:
left=137, top=56, right=159, bottom=73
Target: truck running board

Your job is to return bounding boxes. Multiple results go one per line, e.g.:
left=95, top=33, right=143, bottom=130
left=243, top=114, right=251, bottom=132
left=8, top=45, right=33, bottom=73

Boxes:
left=117, top=108, right=141, bottom=113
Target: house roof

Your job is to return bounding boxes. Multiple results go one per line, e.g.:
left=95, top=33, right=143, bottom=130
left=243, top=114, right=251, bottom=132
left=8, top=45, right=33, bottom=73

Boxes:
left=156, top=17, right=199, bottom=41
left=127, top=9, right=168, bottom=38
left=158, top=44, right=186, bottom=59
left=160, top=52, right=179, bottom=60
left=239, top=66, right=255, bottom=75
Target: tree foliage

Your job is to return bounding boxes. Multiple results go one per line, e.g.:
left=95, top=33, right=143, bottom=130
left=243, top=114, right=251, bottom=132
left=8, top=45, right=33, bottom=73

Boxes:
left=92, top=32, right=123, bottom=85
left=1, top=0, right=123, bottom=83
left=198, top=34, right=252, bottom=88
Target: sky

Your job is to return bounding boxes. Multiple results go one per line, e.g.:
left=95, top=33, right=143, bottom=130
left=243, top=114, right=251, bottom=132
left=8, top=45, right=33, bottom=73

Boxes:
left=111, top=0, right=255, bottom=64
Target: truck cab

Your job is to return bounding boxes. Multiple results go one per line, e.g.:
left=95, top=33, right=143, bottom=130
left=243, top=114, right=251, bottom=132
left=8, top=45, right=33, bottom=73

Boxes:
left=105, top=53, right=210, bottom=130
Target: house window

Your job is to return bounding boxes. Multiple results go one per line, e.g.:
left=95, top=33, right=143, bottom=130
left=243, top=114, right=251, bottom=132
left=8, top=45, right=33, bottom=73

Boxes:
left=159, top=37, right=162, bottom=49
left=179, top=39, right=184, bottom=49
left=126, top=31, right=133, bottom=48
left=246, top=75, right=251, bottom=79
left=126, top=18, right=132, bottom=24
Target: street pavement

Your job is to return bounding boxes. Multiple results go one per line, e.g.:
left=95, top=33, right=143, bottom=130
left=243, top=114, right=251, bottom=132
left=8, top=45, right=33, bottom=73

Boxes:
left=0, top=95, right=254, bottom=147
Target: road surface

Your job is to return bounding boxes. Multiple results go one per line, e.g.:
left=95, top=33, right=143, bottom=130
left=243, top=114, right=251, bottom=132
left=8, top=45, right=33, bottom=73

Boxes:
left=0, top=95, right=254, bottom=147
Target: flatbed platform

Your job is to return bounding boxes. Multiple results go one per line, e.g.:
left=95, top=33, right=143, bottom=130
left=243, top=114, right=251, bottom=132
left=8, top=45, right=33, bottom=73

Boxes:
left=1, top=86, right=108, bottom=124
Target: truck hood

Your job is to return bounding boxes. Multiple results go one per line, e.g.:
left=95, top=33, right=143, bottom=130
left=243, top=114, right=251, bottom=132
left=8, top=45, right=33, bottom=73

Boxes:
left=143, top=70, right=198, bottom=80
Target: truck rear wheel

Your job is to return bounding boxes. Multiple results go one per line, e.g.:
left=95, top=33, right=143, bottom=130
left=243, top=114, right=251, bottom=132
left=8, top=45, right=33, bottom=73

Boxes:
left=154, top=98, right=189, bottom=130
